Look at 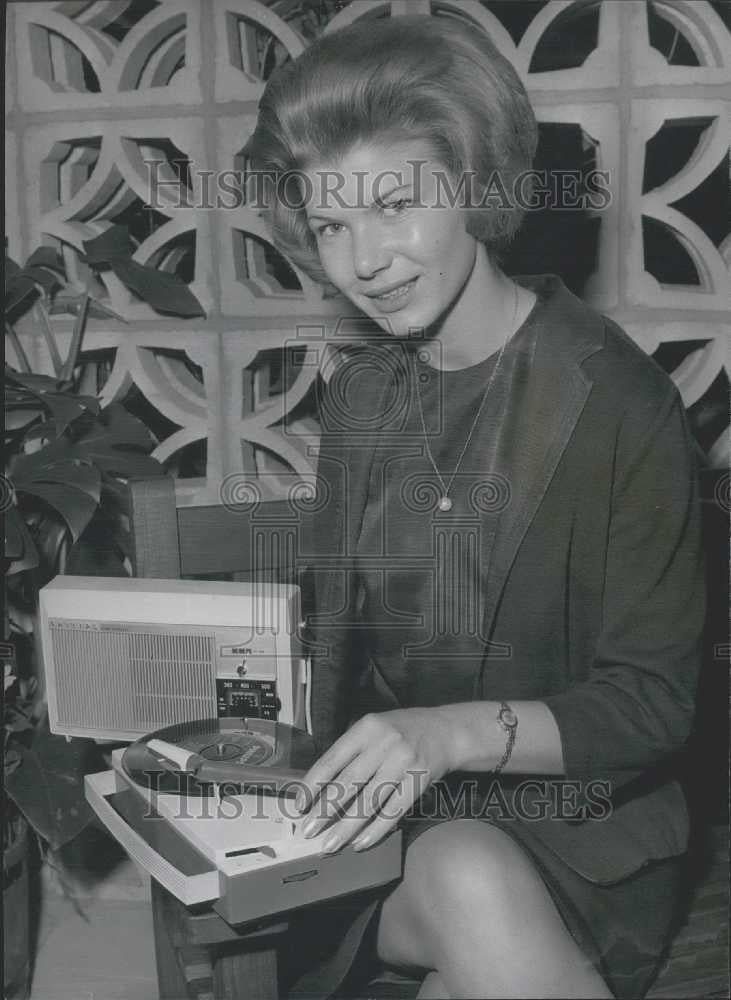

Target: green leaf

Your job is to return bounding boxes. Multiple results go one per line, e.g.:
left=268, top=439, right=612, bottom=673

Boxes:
left=5, top=254, right=21, bottom=286
left=66, top=531, right=130, bottom=577
left=6, top=371, right=100, bottom=414
left=24, top=247, right=65, bottom=275
left=4, top=511, right=40, bottom=573
left=4, top=507, right=32, bottom=562
left=4, top=748, right=22, bottom=777
left=5, top=712, right=34, bottom=736
left=4, top=712, right=95, bottom=849
left=111, top=258, right=205, bottom=317
left=6, top=371, right=61, bottom=393
left=14, top=419, right=66, bottom=447
left=14, top=482, right=98, bottom=542
left=5, top=274, right=39, bottom=315
left=83, top=449, right=165, bottom=478
left=82, top=225, right=136, bottom=264
left=23, top=266, right=62, bottom=296
left=34, top=516, right=71, bottom=576
left=15, top=461, right=102, bottom=503
left=9, top=438, right=73, bottom=479
left=5, top=373, right=100, bottom=437
left=95, top=403, right=156, bottom=448
left=4, top=406, right=42, bottom=439
left=35, top=394, right=91, bottom=436
left=48, top=291, right=127, bottom=324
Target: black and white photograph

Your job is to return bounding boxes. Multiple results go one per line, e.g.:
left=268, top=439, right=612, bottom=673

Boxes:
left=4, top=2, right=729, bottom=999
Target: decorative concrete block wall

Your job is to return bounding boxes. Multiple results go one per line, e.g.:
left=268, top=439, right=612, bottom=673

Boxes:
left=6, top=1, right=729, bottom=507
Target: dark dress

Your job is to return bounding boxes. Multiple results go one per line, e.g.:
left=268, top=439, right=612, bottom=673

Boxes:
left=286, top=277, right=702, bottom=1000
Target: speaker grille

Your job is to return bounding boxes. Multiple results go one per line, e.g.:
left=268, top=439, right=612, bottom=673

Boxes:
left=51, top=626, right=217, bottom=735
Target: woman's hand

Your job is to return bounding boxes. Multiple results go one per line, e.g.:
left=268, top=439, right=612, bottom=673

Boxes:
left=296, top=707, right=458, bottom=853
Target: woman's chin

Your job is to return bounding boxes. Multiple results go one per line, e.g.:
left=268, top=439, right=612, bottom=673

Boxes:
left=370, top=311, right=429, bottom=340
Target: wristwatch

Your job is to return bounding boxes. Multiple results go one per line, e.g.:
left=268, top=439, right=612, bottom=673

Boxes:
left=493, top=701, right=518, bottom=774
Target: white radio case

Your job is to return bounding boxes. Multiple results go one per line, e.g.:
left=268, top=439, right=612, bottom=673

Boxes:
left=39, top=576, right=307, bottom=740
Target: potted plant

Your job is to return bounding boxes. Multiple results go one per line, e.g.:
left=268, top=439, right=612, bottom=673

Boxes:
left=3, top=232, right=205, bottom=998
left=3, top=653, right=35, bottom=1000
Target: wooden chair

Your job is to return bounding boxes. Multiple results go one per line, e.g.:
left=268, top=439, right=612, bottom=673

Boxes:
left=126, top=475, right=315, bottom=1000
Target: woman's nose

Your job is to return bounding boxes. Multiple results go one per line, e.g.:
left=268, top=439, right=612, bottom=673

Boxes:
left=351, top=222, right=391, bottom=278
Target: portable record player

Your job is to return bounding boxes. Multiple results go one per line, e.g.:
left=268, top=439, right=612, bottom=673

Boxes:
left=85, top=718, right=403, bottom=925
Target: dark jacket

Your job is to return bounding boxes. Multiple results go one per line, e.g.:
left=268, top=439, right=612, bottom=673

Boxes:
left=305, top=274, right=705, bottom=884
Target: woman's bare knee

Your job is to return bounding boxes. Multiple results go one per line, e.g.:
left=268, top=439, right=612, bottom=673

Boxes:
left=375, top=821, right=520, bottom=969
left=375, top=821, right=612, bottom=997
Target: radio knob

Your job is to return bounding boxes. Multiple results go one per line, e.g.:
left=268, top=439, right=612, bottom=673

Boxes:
left=236, top=662, right=247, bottom=676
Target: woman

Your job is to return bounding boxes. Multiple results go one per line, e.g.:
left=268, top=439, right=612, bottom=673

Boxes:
left=247, top=15, right=705, bottom=1000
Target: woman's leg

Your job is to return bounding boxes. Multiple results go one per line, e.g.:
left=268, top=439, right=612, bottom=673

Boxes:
left=375, top=820, right=614, bottom=999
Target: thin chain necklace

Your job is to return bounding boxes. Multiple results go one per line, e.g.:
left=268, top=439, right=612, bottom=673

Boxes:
left=412, top=282, right=518, bottom=513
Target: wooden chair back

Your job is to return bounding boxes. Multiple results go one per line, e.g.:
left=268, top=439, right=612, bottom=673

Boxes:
left=126, top=476, right=314, bottom=584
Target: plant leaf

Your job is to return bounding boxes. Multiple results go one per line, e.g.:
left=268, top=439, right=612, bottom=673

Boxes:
left=48, top=291, right=127, bottom=324
left=34, top=515, right=71, bottom=577
left=5, top=254, right=21, bottom=286
left=4, top=748, right=22, bottom=777
left=82, top=225, right=136, bottom=263
left=6, top=371, right=100, bottom=413
left=99, top=403, right=157, bottom=448
left=82, top=449, right=165, bottom=478
left=4, top=510, right=40, bottom=573
left=14, top=419, right=67, bottom=447
left=4, top=507, right=35, bottom=564
left=23, top=266, right=62, bottom=296
left=24, top=247, right=65, bottom=275
left=9, top=438, right=73, bottom=479
left=35, top=394, right=90, bottom=436
left=4, top=711, right=95, bottom=849
left=5, top=274, right=39, bottom=315
left=110, top=258, right=205, bottom=317
left=14, top=482, right=98, bottom=542
left=15, top=461, right=102, bottom=502
left=4, top=507, right=24, bottom=561
left=5, top=372, right=100, bottom=436
left=5, top=370, right=61, bottom=394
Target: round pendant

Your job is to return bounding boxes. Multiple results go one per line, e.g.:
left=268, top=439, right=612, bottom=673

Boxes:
left=438, top=496, right=453, bottom=512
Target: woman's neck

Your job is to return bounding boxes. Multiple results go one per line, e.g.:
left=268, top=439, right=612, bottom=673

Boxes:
left=421, top=245, right=532, bottom=371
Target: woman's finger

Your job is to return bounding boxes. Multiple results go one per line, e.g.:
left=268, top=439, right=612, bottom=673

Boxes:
left=318, top=777, right=401, bottom=854
left=349, top=768, right=427, bottom=851
left=296, top=729, right=366, bottom=813
left=318, top=757, right=425, bottom=853
left=300, top=748, right=386, bottom=837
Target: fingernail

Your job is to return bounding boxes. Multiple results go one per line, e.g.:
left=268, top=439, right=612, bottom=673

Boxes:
left=302, top=818, right=318, bottom=838
left=352, top=834, right=371, bottom=851
left=295, top=787, right=312, bottom=814
left=321, top=833, right=340, bottom=854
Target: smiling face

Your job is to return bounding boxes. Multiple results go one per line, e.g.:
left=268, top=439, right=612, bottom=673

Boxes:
left=302, top=139, right=479, bottom=339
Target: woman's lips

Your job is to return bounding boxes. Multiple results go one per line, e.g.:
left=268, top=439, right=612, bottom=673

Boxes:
left=365, top=277, right=418, bottom=313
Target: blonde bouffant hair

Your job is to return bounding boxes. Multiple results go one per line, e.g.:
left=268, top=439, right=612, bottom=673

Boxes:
left=246, top=15, right=538, bottom=281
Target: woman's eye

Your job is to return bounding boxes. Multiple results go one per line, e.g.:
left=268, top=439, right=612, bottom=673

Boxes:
left=317, top=222, right=345, bottom=237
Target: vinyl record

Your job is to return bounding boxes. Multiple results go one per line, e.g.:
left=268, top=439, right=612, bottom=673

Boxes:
left=122, top=717, right=317, bottom=797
